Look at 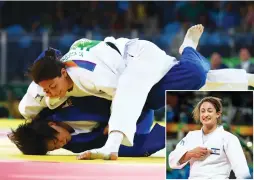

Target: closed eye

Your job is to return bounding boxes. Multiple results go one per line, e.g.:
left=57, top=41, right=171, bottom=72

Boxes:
left=53, top=139, right=58, bottom=150
left=43, top=89, right=49, bottom=93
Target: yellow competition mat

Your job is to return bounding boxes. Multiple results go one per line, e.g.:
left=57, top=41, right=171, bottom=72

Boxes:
left=0, top=119, right=165, bottom=180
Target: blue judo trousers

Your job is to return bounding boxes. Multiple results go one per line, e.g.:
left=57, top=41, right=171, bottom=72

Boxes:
left=146, top=47, right=210, bottom=109
left=37, top=96, right=165, bottom=157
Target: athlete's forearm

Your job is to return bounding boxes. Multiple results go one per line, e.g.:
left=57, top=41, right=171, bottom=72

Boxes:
left=179, top=151, right=192, bottom=164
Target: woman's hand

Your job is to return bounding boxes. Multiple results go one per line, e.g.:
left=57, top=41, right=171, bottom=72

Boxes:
left=188, top=147, right=211, bottom=159
left=179, top=147, right=211, bottom=164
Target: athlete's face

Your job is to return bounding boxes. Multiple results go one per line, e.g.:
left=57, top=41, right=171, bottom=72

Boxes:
left=199, top=102, right=220, bottom=127
left=47, top=122, right=72, bottom=151
left=39, top=68, right=70, bottom=98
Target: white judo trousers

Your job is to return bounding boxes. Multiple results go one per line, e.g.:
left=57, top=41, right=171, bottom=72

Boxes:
left=168, top=126, right=250, bottom=179
left=105, top=38, right=178, bottom=146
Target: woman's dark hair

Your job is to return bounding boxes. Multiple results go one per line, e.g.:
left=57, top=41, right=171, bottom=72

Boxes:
left=27, top=48, right=65, bottom=84
left=9, top=120, right=58, bottom=155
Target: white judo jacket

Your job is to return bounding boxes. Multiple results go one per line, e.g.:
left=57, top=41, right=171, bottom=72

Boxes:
left=19, top=37, right=178, bottom=146
left=168, top=126, right=251, bottom=179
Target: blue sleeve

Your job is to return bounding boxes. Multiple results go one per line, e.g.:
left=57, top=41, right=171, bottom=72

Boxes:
left=37, top=96, right=111, bottom=123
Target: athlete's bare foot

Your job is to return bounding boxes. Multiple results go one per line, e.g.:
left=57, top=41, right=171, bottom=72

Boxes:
left=179, top=24, right=204, bottom=55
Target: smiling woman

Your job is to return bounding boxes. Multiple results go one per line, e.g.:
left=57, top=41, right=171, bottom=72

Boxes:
left=28, top=48, right=74, bottom=98
left=167, top=92, right=252, bottom=179
left=192, top=97, right=222, bottom=135
left=38, top=68, right=73, bottom=98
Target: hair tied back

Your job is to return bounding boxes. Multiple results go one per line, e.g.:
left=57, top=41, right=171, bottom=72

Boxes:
left=45, top=48, right=56, bottom=60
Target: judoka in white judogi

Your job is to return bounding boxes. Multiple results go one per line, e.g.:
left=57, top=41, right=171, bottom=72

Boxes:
left=20, top=25, right=207, bottom=160
left=18, top=24, right=254, bottom=160
left=168, top=97, right=251, bottom=179
left=168, top=126, right=251, bottom=179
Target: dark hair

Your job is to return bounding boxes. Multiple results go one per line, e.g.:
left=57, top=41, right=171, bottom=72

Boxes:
left=27, top=48, right=65, bottom=84
left=9, top=120, right=57, bottom=155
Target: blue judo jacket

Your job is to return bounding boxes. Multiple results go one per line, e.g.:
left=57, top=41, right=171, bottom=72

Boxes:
left=37, top=96, right=165, bottom=157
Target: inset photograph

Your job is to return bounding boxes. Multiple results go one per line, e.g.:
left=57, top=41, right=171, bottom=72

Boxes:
left=166, top=91, right=253, bottom=179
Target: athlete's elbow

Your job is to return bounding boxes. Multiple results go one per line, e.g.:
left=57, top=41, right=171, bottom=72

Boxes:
left=18, top=102, right=32, bottom=120
left=168, top=154, right=182, bottom=169
left=168, top=161, right=182, bottom=170
left=18, top=101, right=26, bottom=118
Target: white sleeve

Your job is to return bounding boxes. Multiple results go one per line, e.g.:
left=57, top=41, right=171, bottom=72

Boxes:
left=19, top=83, right=47, bottom=120
left=168, top=133, right=191, bottom=169
left=107, top=72, right=154, bottom=146
left=106, top=58, right=165, bottom=146
left=224, top=134, right=251, bottom=179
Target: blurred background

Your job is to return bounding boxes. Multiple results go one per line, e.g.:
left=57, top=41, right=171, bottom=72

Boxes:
left=166, top=91, right=253, bottom=179
left=0, top=1, right=254, bottom=119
